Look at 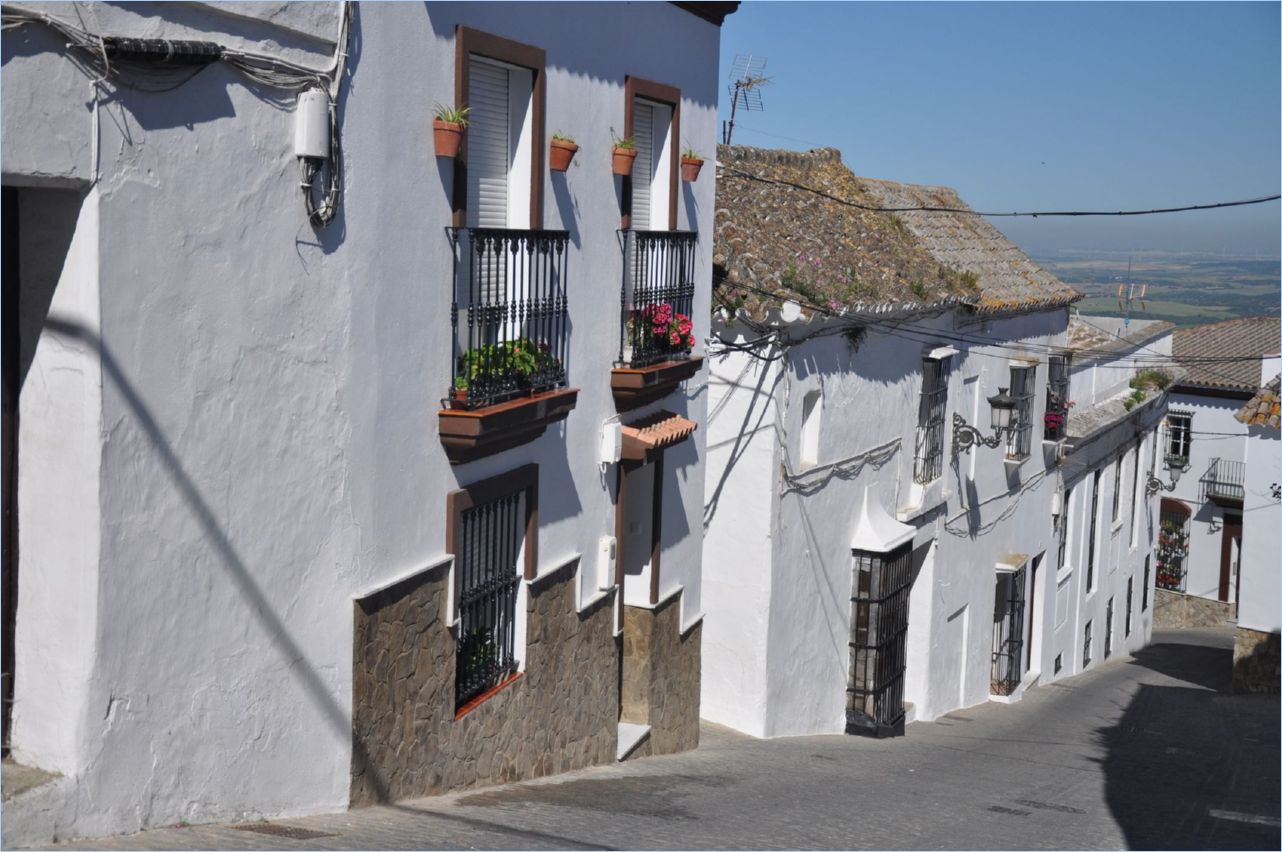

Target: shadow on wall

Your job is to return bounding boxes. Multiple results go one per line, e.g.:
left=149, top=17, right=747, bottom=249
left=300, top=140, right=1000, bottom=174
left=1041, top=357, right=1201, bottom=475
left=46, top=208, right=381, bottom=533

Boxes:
left=702, top=353, right=778, bottom=530
left=1094, top=641, right=1280, bottom=850
left=43, top=316, right=392, bottom=804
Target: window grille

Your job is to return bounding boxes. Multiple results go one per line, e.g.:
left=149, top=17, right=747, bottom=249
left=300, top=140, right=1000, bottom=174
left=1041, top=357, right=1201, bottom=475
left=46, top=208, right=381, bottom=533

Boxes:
left=1044, top=354, right=1070, bottom=440
left=1156, top=500, right=1191, bottom=592
left=1128, top=442, right=1142, bottom=543
left=1142, top=555, right=1150, bottom=611
left=847, top=543, right=913, bottom=738
left=1054, top=653, right=1063, bottom=674
left=1083, top=620, right=1093, bottom=668
left=1165, top=411, right=1193, bottom=468
left=913, top=357, right=949, bottom=484
left=454, top=490, right=524, bottom=708
left=990, top=566, right=1027, bottom=696
left=1006, top=364, right=1035, bottom=459
left=1057, top=487, right=1072, bottom=570
left=619, top=230, right=697, bottom=368
left=1125, top=576, right=1134, bottom=638
left=448, top=229, right=570, bottom=410
left=1087, top=470, right=1101, bottom=591
left=1104, top=596, right=1114, bottom=659
left=1111, top=455, right=1124, bottom=523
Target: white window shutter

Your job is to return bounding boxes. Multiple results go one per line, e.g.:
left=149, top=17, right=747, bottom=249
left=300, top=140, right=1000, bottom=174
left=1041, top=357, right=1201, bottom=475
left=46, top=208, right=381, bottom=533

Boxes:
left=468, top=59, right=510, bottom=229
left=631, top=100, right=653, bottom=230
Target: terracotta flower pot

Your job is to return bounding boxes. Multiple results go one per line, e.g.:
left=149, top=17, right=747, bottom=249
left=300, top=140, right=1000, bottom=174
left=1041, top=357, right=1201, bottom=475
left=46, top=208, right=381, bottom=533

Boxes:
left=612, top=146, right=637, bottom=177
left=449, top=386, right=469, bottom=409
left=549, top=139, right=578, bottom=172
left=433, top=118, right=464, bottom=159
left=681, top=156, right=704, bottom=182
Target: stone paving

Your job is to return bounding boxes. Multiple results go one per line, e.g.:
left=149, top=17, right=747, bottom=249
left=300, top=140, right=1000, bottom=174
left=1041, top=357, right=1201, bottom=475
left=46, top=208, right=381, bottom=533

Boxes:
left=18, top=628, right=1281, bottom=850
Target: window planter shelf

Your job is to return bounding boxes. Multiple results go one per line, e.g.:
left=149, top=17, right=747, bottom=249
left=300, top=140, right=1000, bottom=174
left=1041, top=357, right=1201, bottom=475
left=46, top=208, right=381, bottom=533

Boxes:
left=438, top=387, right=578, bottom=464
left=611, top=357, right=703, bottom=411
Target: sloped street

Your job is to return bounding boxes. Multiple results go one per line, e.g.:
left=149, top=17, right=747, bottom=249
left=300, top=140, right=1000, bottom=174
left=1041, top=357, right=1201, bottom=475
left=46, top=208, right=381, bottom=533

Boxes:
left=25, top=628, right=1278, bottom=851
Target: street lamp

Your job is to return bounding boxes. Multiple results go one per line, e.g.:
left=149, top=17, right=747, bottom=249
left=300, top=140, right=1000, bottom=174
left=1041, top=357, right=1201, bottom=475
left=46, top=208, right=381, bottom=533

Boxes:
left=953, top=387, right=1019, bottom=455
left=1146, top=461, right=1185, bottom=496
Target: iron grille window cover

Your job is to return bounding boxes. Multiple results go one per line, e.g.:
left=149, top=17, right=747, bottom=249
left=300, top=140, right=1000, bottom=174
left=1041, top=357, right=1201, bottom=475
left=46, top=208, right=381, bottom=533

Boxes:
left=1104, top=596, right=1115, bottom=659
left=1155, top=502, right=1190, bottom=592
left=1044, top=354, right=1071, bottom=441
left=448, top=228, right=571, bottom=410
left=1165, top=411, right=1193, bottom=468
left=455, top=490, right=524, bottom=709
left=847, top=543, right=913, bottom=738
left=1006, top=364, right=1035, bottom=459
left=991, top=566, right=1027, bottom=696
left=1142, top=555, right=1151, bottom=611
left=1111, top=455, right=1124, bottom=522
left=1125, top=576, right=1134, bottom=638
left=1057, top=487, right=1072, bottom=571
left=913, top=357, right=949, bottom=484
left=618, top=230, right=697, bottom=368
left=1198, top=457, right=1246, bottom=503
left=1083, top=619, right=1093, bottom=668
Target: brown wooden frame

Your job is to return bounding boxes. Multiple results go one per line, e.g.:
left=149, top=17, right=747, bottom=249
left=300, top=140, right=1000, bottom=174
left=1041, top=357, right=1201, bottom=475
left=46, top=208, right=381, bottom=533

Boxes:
left=1218, top=514, right=1242, bottom=603
left=453, top=26, right=546, bottom=229
left=445, top=463, right=539, bottom=583
left=621, top=76, right=680, bottom=231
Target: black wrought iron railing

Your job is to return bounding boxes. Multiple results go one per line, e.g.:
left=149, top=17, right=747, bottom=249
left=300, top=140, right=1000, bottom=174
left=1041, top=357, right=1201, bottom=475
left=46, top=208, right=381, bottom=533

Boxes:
left=1198, top=457, right=1246, bottom=504
left=913, top=358, right=948, bottom=484
left=990, top=566, right=1026, bottom=696
left=1155, top=505, right=1189, bottom=592
left=1044, top=354, right=1071, bottom=441
left=618, top=230, right=697, bottom=368
left=447, top=228, right=570, bottom=410
left=455, top=490, right=523, bottom=709
left=847, top=543, right=912, bottom=737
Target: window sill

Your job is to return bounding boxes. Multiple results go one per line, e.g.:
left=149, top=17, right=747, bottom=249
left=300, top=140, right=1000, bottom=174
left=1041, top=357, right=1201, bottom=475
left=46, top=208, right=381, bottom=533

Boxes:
left=454, top=671, right=523, bottom=720
left=1056, top=563, right=1074, bottom=584
left=1004, top=455, right=1030, bottom=475
left=897, top=478, right=947, bottom=522
left=439, top=387, right=579, bottom=464
left=610, top=356, right=703, bottom=411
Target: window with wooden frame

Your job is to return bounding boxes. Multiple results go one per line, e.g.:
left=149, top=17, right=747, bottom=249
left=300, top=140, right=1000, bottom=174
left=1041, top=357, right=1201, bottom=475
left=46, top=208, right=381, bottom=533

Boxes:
left=1086, top=469, right=1101, bottom=591
left=1111, top=454, right=1124, bottom=523
left=1165, top=410, right=1192, bottom=468
left=446, top=465, right=538, bottom=711
left=913, top=355, right=950, bottom=484
left=1006, top=364, right=1035, bottom=459
left=622, top=77, right=680, bottom=232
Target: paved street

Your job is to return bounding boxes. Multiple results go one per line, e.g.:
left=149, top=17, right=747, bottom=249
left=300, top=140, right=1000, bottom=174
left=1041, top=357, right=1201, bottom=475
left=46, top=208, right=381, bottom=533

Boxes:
left=28, top=628, right=1280, bottom=850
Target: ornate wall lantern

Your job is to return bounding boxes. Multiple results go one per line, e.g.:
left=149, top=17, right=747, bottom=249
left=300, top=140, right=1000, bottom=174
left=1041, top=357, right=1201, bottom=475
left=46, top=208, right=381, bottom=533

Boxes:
left=952, top=387, right=1018, bottom=455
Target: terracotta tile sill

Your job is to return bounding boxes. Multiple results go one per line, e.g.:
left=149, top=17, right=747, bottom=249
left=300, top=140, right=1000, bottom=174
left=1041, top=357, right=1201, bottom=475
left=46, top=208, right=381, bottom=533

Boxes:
left=610, top=357, right=703, bottom=411
left=438, top=387, right=578, bottom=464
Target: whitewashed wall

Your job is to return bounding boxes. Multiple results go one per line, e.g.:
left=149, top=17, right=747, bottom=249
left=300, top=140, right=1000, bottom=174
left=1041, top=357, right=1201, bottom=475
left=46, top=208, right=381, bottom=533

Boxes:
left=1162, top=391, right=1249, bottom=601
left=1238, top=426, right=1279, bottom=633
left=3, top=1, right=721, bottom=840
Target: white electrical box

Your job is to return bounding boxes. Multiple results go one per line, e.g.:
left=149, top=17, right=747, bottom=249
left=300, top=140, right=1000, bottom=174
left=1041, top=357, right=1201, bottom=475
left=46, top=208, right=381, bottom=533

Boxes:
left=294, top=89, right=330, bottom=160
left=597, top=535, right=617, bottom=591
left=599, top=421, right=622, bottom=465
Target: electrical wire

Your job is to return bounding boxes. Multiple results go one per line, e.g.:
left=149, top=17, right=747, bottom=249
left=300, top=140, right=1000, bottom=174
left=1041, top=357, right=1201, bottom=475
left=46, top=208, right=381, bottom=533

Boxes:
left=718, top=163, right=1282, bottom=219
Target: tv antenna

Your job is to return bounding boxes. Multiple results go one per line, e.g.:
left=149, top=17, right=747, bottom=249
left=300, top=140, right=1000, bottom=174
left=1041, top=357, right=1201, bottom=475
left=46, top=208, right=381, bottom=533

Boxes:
left=723, top=54, right=770, bottom=145
left=1116, top=256, right=1148, bottom=327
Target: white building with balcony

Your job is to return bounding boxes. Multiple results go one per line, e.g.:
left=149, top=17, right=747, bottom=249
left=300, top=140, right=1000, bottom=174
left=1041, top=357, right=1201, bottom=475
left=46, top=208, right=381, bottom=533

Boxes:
left=1, top=1, right=735, bottom=843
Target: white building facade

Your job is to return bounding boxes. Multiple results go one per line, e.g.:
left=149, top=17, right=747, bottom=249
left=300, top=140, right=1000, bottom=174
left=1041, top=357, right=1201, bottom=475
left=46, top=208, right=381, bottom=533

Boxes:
left=2, top=1, right=732, bottom=843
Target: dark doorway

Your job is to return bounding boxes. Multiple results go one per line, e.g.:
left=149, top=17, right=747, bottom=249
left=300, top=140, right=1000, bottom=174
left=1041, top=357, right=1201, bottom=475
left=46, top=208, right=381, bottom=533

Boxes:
left=1219, top=514, right=1242, bottom=603
left=3, top=186, right=20, bottom=754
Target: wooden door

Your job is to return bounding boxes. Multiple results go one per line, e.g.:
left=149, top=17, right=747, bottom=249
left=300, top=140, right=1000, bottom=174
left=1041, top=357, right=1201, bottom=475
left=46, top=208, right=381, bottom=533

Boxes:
left=1218, top=515, right=1242, bottom=602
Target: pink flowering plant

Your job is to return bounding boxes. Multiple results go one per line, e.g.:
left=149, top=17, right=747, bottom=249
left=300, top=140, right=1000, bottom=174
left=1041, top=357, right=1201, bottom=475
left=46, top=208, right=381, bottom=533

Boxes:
left=629, top=303, right=695, bottom=357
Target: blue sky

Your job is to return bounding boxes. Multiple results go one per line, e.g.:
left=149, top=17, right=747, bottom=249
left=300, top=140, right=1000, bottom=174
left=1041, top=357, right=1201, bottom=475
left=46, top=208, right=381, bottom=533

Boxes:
left=717, top=1, right=1281, bottom=258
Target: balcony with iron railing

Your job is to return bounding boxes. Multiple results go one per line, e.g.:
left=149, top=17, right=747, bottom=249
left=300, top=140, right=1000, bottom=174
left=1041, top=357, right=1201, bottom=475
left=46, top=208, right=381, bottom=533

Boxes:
left=1198, top=457, right=1246, bottom=506
left=438, top=228, right=579, bottom=463
left=610, top=230, right=704, bottom=410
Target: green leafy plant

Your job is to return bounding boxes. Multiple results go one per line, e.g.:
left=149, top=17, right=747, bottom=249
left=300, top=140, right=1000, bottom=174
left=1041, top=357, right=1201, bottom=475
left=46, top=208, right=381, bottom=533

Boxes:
left=458, top=339, right=561, bottom=388
left=552, top=130, right=576, bottom=143
left=433, top=102, right=470, bottom=126
left=610, top=127, right=636, bottom=149
left=1130, top=369, right=1172, bottom=391
left=682, top=145, right=704, bottom=160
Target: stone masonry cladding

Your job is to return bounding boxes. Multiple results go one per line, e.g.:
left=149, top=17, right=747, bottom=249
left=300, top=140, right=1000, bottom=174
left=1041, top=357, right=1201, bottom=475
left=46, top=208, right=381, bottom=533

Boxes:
left=620, top=594, right=702, bottom=757
left=1233, top=627, right=1280, bottom=694
left=1152, top=588, right=1236, bottom=630
left=350, top=559, right=617, bottom=805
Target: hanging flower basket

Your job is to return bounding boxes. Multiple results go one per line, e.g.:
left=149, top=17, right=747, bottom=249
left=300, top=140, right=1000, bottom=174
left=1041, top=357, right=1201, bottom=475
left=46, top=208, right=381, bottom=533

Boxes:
left=680, top=156, right=704, bottom=182
left=612, top=145, right=637, bottom=177
left=550, top=137, right=578, bottom=172
left=433, top=118, right=464, bottom=159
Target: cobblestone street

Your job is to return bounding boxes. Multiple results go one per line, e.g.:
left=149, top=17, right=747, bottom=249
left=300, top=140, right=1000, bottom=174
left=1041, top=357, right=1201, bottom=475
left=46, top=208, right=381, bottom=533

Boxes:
left=23, top=628, right=1280, bottom=851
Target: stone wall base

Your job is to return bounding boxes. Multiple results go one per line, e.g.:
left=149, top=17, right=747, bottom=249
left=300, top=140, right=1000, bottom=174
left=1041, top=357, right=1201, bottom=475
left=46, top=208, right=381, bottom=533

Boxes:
left=1153, top=588, right=1236, bottom=629
left=1233, top=627, right=1280, bottom=694
left=621, top=594, right=702, bottom=756
left=350, top=559, right=618, bottom=805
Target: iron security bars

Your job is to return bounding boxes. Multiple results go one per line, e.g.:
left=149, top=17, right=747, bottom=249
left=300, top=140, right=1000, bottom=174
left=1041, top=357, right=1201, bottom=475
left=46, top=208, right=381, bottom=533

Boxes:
left=1044, top=354, right=1071, bottom=441
left=455, top=490, right=524, bottom=709
left=913, top=357, right=949, bottom=484
left=1155, top=503, right=1190, bottom=592
left=1198, top=458, right=1246, bottom=504
left=619, top=230, right=697, bottom=368
left=448, top=228, right=570, bottom=410
left=848, top=543, right=913, bottom=738
left=990, top=566, right=1027, bottom=696
left=1006, top=364, right=1035, bottom=459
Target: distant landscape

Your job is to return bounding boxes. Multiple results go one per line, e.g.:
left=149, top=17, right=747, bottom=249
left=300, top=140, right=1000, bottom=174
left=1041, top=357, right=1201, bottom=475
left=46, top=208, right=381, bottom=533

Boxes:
left=1032, top=254, right=1280, bottom=329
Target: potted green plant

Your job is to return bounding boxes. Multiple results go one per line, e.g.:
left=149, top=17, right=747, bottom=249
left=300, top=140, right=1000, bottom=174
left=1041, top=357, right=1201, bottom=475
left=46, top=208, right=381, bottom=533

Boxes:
left=680, top=145, right=705, bottom=182
left=550, top=131, right=578, bottom=172
left=449, top=375, right=469, bottom=409
left=432, top=103, right=469, bottom=158
left=610, top=128, right=636, bottom=176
